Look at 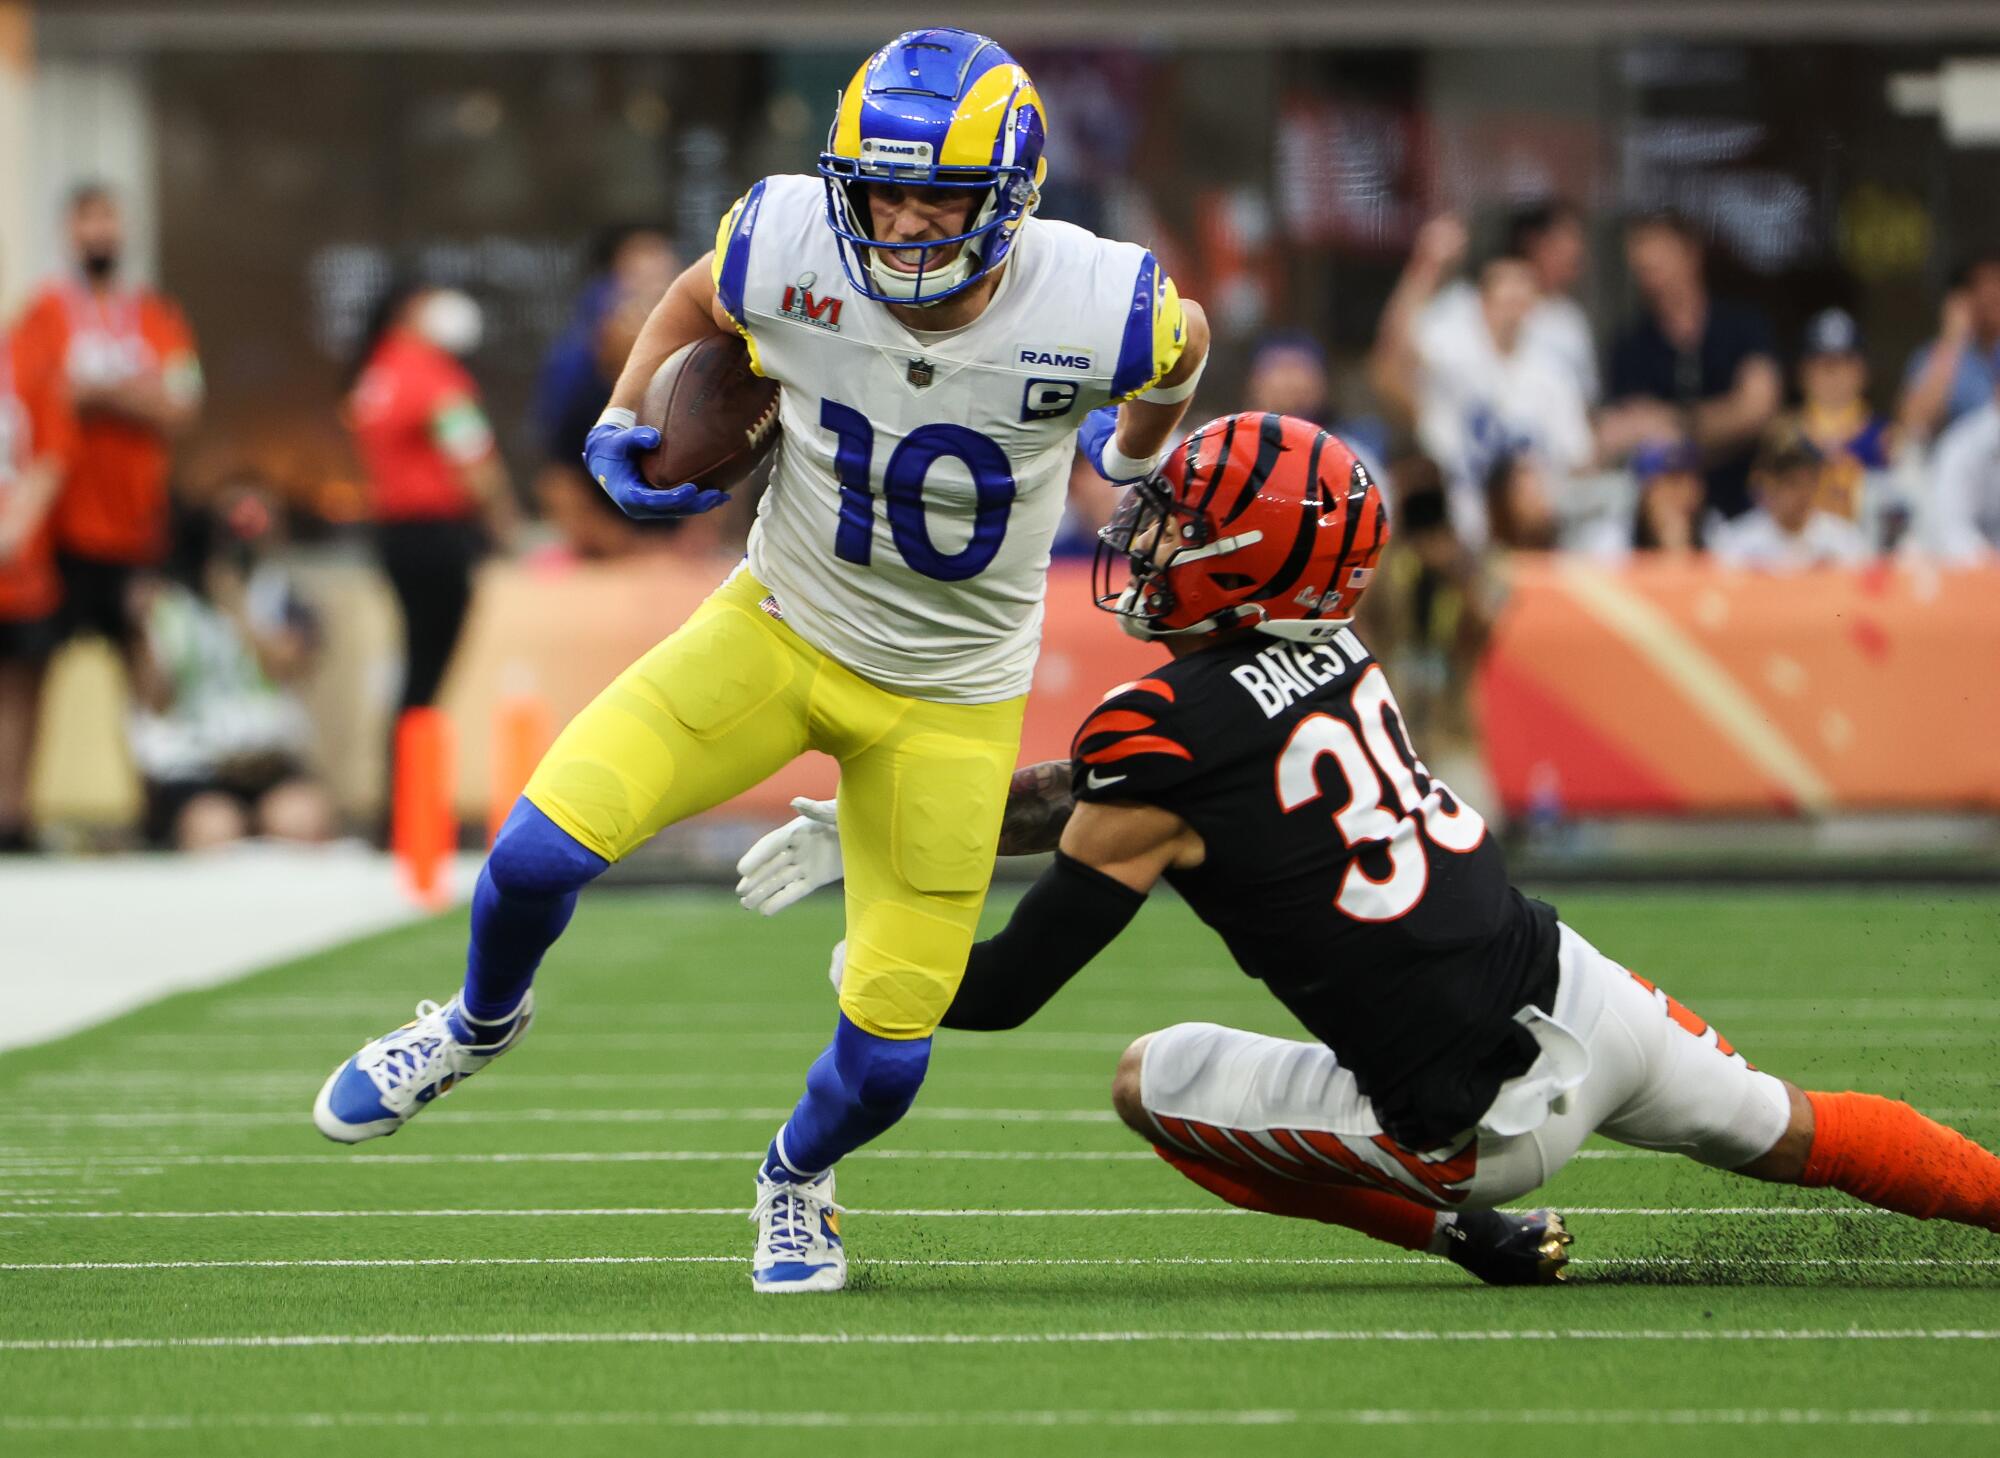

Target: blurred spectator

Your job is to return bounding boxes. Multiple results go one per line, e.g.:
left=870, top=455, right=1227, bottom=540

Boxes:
left=344, top=281, right=516, bottom=711
left=1920, top=380, right=2000, bottom=565
left=1601, top=211, right=1780, bottom=520
left=1482, top=453, right=1561, bottom=552
left=127, top=488, right=335, bottom=851
left=0, top=310, right=80, bottom=852
left=1502, top=200, right=1599, bottom=406
left=1357, top=455, right=1496, bottom=751
left=1897, top=252, right=2000, bottom=444
left=1415, top=201, right=1598, bottom=409
left=1243, top=331, right=1334, bottom=422
left=1406, top=252, right=1595, bottom=542
left=535, top=225, right=677, bottom=465
left=14, top=183, right=202, bottom=660
left=1710, top=424, right=1871, bottom=570
left=1629, top=441, right=1708, bottom=557
left=1794, top=307, right=1894, bottom=523
left=1245, top=330, right=1393, bottom=481
left=534, top=286, right=688, bottom=560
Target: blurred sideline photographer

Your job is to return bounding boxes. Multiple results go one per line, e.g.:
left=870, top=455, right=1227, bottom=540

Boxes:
left=127, top=486, right=335, bottom=851
left=0, top=301, right=80, bottom=853
left=344, top=280, right=516, bottom=713
left=14, top=184, right=202, bottom=663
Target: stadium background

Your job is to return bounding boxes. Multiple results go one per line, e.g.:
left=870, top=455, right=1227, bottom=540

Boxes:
left=2, top=4, right=1999, bottom=1452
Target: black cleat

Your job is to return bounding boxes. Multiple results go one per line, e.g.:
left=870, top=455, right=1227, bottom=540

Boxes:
left=1442, top=1208, right=1573, bottom=1286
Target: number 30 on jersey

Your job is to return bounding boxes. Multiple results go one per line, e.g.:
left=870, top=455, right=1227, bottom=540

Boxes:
left=821, top=398, right=1016, bottom=583
left=1277, top=667, right=1488, bottom=922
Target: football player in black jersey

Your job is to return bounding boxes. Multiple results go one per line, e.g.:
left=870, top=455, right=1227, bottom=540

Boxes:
left=738, top=412, right=2000, bottom=1284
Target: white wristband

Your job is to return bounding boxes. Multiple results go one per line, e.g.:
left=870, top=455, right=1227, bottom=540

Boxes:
left=1138, top=352, right=1206, bottom=405
left=596, top=406, right=637, bottom=430
left=1099, top=440, right=1166, bottom=483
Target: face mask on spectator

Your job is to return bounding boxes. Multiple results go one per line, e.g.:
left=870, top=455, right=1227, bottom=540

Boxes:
left=415, top=289, right=484, bottom=357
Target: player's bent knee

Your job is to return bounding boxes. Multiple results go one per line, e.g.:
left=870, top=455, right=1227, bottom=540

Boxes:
left=487, top=797, right=610, bottom=897
left=1112, top=1036, right=1153, bottom=1136
left=832, top=1015, right=931, bottom=1112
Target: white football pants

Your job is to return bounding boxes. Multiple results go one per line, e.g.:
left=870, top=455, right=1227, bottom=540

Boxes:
left=1136, top=922, right=1793, bottom=1209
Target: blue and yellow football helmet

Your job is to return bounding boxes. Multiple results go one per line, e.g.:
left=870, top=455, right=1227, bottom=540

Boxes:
left=817, top=28, right=1047, bottom=306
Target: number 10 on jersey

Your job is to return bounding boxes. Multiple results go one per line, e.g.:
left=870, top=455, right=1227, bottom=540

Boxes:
left=821, top=398, right=1017, bottom=583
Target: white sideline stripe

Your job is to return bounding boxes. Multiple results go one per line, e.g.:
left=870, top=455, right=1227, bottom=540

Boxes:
left=4, top=1408, right=1998, bottom=1433
left=8, top=1254, right=1998, bottom=1274
left=1557, top=562, right=1834, bottom=811
left=7, top=1328, right=1997, bottom=1354
left=0, top=1106, right=1123, bottom=1127
left=0, top=1205, right=1905, bottom=1220
left=0, top=1147, right=1665, bottom=1172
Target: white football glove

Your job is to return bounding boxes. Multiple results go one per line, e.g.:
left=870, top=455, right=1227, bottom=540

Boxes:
left=734, top=796, right=843, bottom=916
left=827, top=938, right=846, bottom=994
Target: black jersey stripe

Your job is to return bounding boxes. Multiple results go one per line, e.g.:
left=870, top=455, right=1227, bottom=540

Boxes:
left=1221, top=412, right=1290, bottom=525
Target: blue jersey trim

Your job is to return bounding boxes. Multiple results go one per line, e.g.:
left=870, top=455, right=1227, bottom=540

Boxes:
left=715, top=178, right=766, bottom=325
left=1110, top=252, right=1159, bottom=401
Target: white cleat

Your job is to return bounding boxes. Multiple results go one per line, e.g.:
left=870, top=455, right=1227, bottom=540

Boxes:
left=312, top=993, right=532, bottom=1144
left=750, top=1164, right=847, bottom=1293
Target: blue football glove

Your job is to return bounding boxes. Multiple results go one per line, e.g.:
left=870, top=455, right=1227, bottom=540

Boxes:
left=1077, top=405, right=1159, bottom=484
left=583, top=421, right=729, bottom=520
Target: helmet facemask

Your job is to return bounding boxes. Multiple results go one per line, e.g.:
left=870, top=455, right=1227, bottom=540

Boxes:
left=1092, top=478, right=1266, bottom=640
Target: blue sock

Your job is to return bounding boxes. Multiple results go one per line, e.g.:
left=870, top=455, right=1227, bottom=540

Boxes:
left=768, top=1013, right=931, bottom=1179
left=460, top=797, right=609, bottom=1025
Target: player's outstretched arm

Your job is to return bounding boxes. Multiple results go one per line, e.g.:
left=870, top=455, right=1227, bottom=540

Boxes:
left=940, top=801, right=1201, bottom=1031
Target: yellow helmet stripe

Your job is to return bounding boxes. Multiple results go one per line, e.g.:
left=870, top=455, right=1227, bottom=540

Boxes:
left=831, top=59, right=869, bottom=158
left=939, top=62, right=1039, bottom=169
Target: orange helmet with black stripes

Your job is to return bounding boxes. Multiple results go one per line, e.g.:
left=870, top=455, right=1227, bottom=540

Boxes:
left=1092, top=412, right=1389, bottom=643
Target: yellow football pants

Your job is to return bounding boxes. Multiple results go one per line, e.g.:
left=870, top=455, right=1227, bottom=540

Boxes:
left=524, top=566, right=1025, bottom=1039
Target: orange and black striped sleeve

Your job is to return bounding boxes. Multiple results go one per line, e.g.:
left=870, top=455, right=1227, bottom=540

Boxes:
left=1071, top=675, right=1197, bottom=807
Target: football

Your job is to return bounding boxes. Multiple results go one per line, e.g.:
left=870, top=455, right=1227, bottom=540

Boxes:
left=637, top=333, right=781, bottom=492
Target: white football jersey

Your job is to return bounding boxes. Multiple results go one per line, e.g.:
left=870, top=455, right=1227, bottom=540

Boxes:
left=712, top=174, right=1184, bottom=703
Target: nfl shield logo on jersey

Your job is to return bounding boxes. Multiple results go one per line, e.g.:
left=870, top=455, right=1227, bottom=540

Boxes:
left=906, top=357, right=935, bottom=388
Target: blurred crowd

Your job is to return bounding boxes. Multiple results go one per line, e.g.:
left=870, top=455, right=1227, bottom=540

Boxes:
left=4, top=181, right=1999, bottom=854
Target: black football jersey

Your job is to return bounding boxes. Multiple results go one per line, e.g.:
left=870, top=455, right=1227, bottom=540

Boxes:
left=1071, top=628, right=1560, bottom=1150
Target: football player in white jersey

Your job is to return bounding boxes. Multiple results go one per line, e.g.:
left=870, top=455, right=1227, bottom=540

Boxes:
left=312, top=27, right=1209, bottom=1294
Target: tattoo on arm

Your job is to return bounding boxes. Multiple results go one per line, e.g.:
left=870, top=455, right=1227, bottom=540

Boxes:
left=996, top=760, right=1075, bottom=857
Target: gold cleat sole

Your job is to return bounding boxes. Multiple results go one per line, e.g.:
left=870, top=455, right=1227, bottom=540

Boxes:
left=1539, top=1210, right=1575, bottom=1282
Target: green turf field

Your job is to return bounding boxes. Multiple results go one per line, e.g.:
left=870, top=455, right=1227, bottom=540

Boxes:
left=2, top=886, right=1997, bottom=1456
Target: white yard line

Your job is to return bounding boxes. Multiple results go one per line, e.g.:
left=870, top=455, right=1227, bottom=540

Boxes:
left=3, top=1408, right=1998, bottom=1433
left=0, top=1149, right=1163, bottom=1170
left=0, top=1204, right=1905, bottom=1220
left=6, top=1328, right=1997, bottom=1354
left=0, top=1106, right=1125, bottom=1126
left=6, top=1254, right=1996, bottom=1274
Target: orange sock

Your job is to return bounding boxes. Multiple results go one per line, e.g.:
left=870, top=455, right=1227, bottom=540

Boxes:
left=1154, top=1145, right=1439, bottom=1251
left=1802, top=1091, right=2000, bottom=1233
